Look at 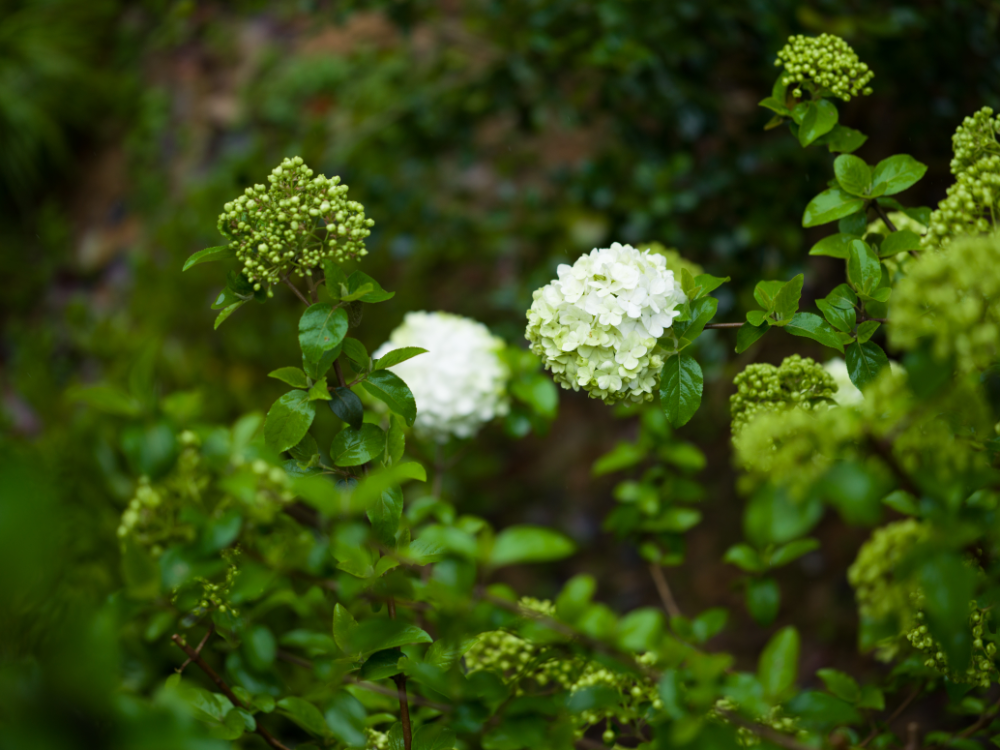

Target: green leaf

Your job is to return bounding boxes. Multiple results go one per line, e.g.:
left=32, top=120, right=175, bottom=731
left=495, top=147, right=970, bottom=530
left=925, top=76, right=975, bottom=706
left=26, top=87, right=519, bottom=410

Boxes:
left=834, top=154, right=872, bottom=196
left=771, top=274, right=804, bottom=323
left=277, top=697, right=329, bottom=738
left=736, top=323, right=768, bottom=353
left=769, top=538, right=820, bottom=568
left=330, top=424, right=386, bottom=467
left=758, top=626, right=799, bottom=700
left=691, top=608, right=728, bottom=643
left=747, top=577, right=780, bottom=626
left=359, top=648, right=403, bottom=681
left=693, top=274, right=730, bottom=297
left=328, top=387, right=364, bottom=430
left=67, top=383, right=143, bottom=417
left=816, top=300, right=856, bottom=333
left=299, top=304, right=349, bottom=364
left=374, top=347, right=428, bottom=370
left=920, top=553, right=976, bottom=670
left=803, top=188, right=866, bottom=228
left=848, top=240, right=881, bottom=294
left=858, top=686, right=885, bottom=711
left=826, top=284, right=858, bottom=310
left=323, top=259, right=349, bottom=296
left=325, top=693, right=368, bottom=748
left=677, top=296, right=718, bottom=347
left=363, top=370, right=417, bottom=427
left=489, top=525, right=576, bottom=567
left=724, top=544, right=763, bottom=573
left=510, top=373, right=559, bottom=419
left=809, top=233, right=855, bottom=258
left=759, top=96, right=789, bottom=115
left=752, top=280, right=786, bottom=311
left=339, top=283, right=374, bottom=303
left=816, top=668, right=861, bottom=703
left=412, top=723, right=458, bottom=750
left=342, top=338, right=370, bottom=371
left=659, top=353, right=703, bottom=428
left=798, top=99, right=838, bottom=146
left=214, top=300, right=246, bottom=329
left=368, top=486, right=403, bottom=547
left=817, top=124, right=868, bottom=154
left=268, top=367, right=309, bottom=388
left=856, top=320, right=880, bottom=344
left=788, top=691, right=863, bottom=729
left=839, top=211, right=869, bottom=237
left=387, top=414, right=406, bottom=465
left=340, top=618, right=433, bottom=656
left=290, top=433, right=319, bottom=463
left=183, top=245, right=235, bottom=272
left=347, top=271, right=394, bottom=303
left=308, top=377, right=331, bottom=401
left=303, top=344, right=340, bottom=381
left=264, top=390, right=316, bottom=454
left=244, top=624, right=277, bottom=671
left=846, top=341, right=888, bottom=391
left=556, top=574, right=597, bottom=622
left=871, top=154, right=928, bottom=196
left=746, top=310, right=767, bottom=327
left=785, top=312, right=845, bottom=353
left=879, top=229, right=922, bottom=257
left=333, top=604, right=359, bottom=653
left=592, top=441, right=647, bottom=477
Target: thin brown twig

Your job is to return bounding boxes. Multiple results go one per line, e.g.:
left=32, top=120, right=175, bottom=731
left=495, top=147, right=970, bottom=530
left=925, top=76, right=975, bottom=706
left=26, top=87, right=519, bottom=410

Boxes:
left=176, top=622, right=215, bottom=673
left=282, top=276, right=312, bottom=306
left=704, top=322, right=745, bottom=329
left=334, top=359, right=348, bottom=389
left=171, top=634, right=292, bottom=750
left=957, top=694, right=1000, bottom=739
left=871, top=201, right=920, bottom=258
left=858, top=684, right=922, bottom=748
left=394, top=675, right=413, bottom=750
left=649, top=564, right=683, bottom=618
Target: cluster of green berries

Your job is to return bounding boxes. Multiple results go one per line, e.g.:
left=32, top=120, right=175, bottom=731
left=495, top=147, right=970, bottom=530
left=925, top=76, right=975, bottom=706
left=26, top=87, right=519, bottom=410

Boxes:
left=848, top=519, right=929, bottom=629
left=730, top=355, right=838, bottom=434
left=465, top=599, right=663, bottom=740
left=217, top=156, right=373, bottom=295
left=904, top=609, right=997, bottom=688
left=923, top=108, right=1000, bottom=249
left=192, top=547, right=240, bottom=617
left=889, top=235, right=1000, bottom=372
left=774, top=34, right=873, bottom=101
left=714, top=700, right=800, bottom=747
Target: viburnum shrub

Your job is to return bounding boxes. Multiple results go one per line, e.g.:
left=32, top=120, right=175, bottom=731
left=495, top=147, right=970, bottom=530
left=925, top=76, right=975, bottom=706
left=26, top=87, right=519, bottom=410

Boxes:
left=110, top=33, right=1000, bottom=750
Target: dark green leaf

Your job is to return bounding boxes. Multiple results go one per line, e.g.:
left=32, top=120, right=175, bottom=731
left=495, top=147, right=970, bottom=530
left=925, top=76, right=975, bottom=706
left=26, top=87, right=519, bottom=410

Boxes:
left=785, top=312, right=845, bottom=352
left=826, top=284, right=859, bottom=309
left=803, top=188, right=866, bottom=228
left=290, top=433, right=319, bottom=462
left=363, top=370, right=417, bottom=427
left=856, top=320, right=880, bottom=343
left=921, top=554, right=976, bottom=670
left=328, top=387, right=364, bottom=430
left=816, top=300, right=856, bottom=333
left=659, top=353, right=703, bottom=428
left=330, top=424, right=386, bottom=467
left=489, top=525, right=576, bottom=567
left=788, top=691, right=863, bottom=729
left=677, top=297, right=718, bottom=347
left=871, top=154, right=928, bottom=196
left=299, top=304, right=349, bottom=364
left=839, top=211, right=869, bottom=237
left=846, top=341, right=888, bottom=391
left=848, top=240, right=881, bottom=294
left=879, top=229, right=922, bottom=257
left=183, top=245, right=235, bottom=272
left=798, top=99, right=838, bottom=146
left=747, top=577, right=781, bottom=626
left=758, top=626, right=799, bottom=699
left=816, top=668, right=860, bottom=703
left=769, top=538, right=820, bottom=568
left=264, top=390, right=316, bottom=454
left=375, top=347, right=428, bottom=370
left=368, top=486, right=403, bottom=547
left=276, top=697, right=329, bottom=738
left=359, top=648, right=403, bottom=681
left=809, top=233, right=855, bottom=258
left=736, top=322, right=768, bottom=353
left=268, top=367, right=309, bottom=388
left=341, top=338, right=370, bottom=371
left=834, top=154, right=871, bottom=196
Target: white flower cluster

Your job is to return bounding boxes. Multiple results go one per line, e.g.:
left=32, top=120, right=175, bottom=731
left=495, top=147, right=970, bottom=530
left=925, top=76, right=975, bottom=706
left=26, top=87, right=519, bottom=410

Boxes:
left=525, top=242, right=687, bottom=405
left=373, top=312, right=509, bottom=442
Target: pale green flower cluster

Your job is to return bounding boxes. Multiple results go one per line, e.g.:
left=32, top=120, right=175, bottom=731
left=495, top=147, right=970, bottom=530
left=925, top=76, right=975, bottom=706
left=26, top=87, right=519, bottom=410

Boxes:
left=774, top=34, right=873, bottom=101
left=217, top=156, right=373, bottom=294
left=923, top=108, right=1000, bottom=249
left=465, top=598, right=662, bottom=740
left=525, top=243, right=687, bottom=405
left=866, top=211, right=927, bottom=238
left=730, top=355, right=838, bottom=434
left=889, top=235, right=1000, bottom=371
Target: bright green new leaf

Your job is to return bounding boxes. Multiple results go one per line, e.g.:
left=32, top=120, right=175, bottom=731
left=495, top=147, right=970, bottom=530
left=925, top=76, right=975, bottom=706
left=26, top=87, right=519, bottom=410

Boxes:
left=746, top=310, right=767, bottom=327
left=809, top=233, right=855, bottom=258
left=214, top=300, right=246, bottom=329
left=798, top=99, right=838, bottom=146
left=856, top=320, right=880, bottom=343
left=659, top=352, right=703, bottom=428
left=489, top=525, right=576, bottom=567
left=879, top=229, right=921, bottom=257
left=752, top=280, right=786, bottom=311
left=338, top=283, right=374, bottom=303
left=758, top=626, right=800, bottom=699
left=347, top=271, right=394, bottom=303
left=182, top=245, right=235, bottom=272
left=363, top=370, right=417, bottom=427
left=833, top=154, right=871, bottom=196
left=268, top=367, right=309, bottom=388
left=678, top=296, right=718, bottom=347
left=771, top=274, right=804, bottom=323
left=847, top=240, right=881, bottom=294
left=693, top=274, right=730, bottom=297
left=736, top=322, right=768, bottom=353
left=374, top=346, right=428, bottom=370
left=264, top=390, right=316, bottom=454
left=330, top=423, right=386, bottom=467
left=785, top=312, right=845, bottom=353
left=299, top=303, right=349, bottom=364
left=802, top=188, right=866, bottom=227
left=307, top=376, right=331, bottom=401
left=759, top=96, right=788, bottom=115
left=871, top=154, right=928, bottom=196
left=723, top=543, right=763, bottom=573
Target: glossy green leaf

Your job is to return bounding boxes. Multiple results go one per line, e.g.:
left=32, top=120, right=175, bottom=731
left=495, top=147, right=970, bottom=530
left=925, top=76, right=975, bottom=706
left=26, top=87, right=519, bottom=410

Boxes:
left=693, top=273, right=730, bottom=297
left=856, top=320, right=880, bottom=343
left=809, top=233, right=855, bottom=258
left=342, top=338, right=370, bottom=370
left=330, top=423, right=386, bottom=467
left=264, top=390, right=316, bottom=454
left=758, top=626, right=799, bottom=699
left=489, top=525, right=576, bottom=567
left=826, top=284, right=858, bottom=309
left=659, top=352, right=703, bottom=428
left=785, top=312, right=845, bottom=353
left=833, top=154, right=871, bottom=196
left=846, top=341, right=888, bottom=391
left=758, top=96, right=788, bottom=115
left=214, top=300, right=246, bottom=329
left=183, top=245, right=235, bottom=272
left=328, top=387, right=364, bottom=430
left=362, top=370, right=417, bottom=427
left=736, top=322, right=768, bottom=353
left=374, top=346, right=428, bottom=370
left=817, top=124, right=868, bottom=154
left=677, top=296, right=718, bottom=346
left=368, top=485, right=403, bottom=547
left=268, top=367, right=309, bottom=388
left=871, top=154, right=928, bottom=196
left=816, top=300, right=856, bottom=333
left=848, top=240, right=881, bottom=294
left=771, top=274, right=804, bottom=323
left=879, top=229, right=922, bottom=257
left=802, top=188, right=866, bottom=227
left=307, top=376, right=331, bottom=401
left=299, top=304, right=349, bottom=364
left=798, top=99, right=838, bottom=146
left=347, top=271, right=394, bottom=303
left=359, top=648, right=403, bottom=681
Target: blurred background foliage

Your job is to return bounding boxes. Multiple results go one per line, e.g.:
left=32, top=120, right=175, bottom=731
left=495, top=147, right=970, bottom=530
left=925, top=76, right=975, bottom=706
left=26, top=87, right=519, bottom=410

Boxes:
left=2, top=0, right=1000, bottom=745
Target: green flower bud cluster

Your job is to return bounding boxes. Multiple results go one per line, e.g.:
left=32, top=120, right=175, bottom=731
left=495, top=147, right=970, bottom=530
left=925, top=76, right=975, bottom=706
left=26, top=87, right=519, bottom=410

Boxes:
left=216, top=156, right=374, bottom=294
left=714, top=700, right=800, bottom=747
left=464, top=599, right=663, bottom=736
left=730, top=355, right=838, bottom=435
left=191, top=547, right=240, bottom=618
left=365, top=728, right=389, bottom=750
left=889, top=235, right=1000, bottom=372
left=904, top=609, right=997, bottom=688
left=774, top=34, right=873, bottom=101
left=848, top=519, right=929, bottom=629
left=923, top=108, right=1000, bottom=249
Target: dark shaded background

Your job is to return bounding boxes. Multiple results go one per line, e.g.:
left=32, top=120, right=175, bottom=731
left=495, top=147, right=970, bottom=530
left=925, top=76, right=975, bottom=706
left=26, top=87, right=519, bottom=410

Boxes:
left=2, top=0, right=1000, bottom=736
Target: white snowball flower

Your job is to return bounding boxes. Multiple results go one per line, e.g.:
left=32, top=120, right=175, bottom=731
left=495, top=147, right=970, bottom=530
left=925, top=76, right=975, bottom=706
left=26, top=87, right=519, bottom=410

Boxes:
left=525, top=242, right=687, bottom=405
left=373, top=312, right=509, bottom=442
left=824, top=357, right=905, bottom=406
